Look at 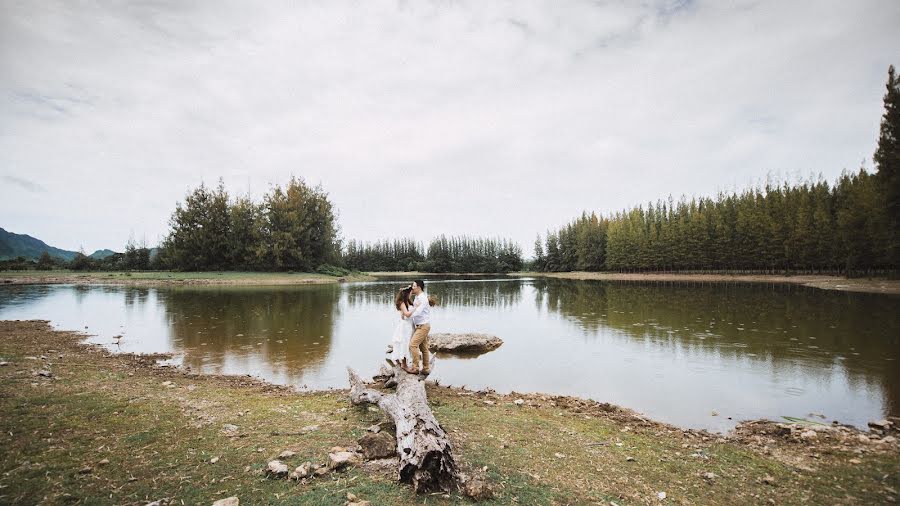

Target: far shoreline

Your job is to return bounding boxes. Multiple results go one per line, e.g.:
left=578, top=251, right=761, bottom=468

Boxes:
left=1, top=269, right=897, bottom=294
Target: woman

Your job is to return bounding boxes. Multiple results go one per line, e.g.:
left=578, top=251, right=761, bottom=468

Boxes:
left=387, top=285, right=414, bottom=367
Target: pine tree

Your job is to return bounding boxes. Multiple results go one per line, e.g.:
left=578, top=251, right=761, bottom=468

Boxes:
left=874, top=65, right=900, bottom=265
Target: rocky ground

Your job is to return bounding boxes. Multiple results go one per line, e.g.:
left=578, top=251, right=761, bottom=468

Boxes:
left=1, top=320, right=898, bottom=505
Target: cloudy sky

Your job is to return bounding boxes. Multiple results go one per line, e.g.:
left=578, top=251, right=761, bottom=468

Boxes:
left=1, top=0, right=898, bottom=254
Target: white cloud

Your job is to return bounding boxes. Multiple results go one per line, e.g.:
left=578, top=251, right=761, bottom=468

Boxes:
left=1, top=0, right=898, bottom=253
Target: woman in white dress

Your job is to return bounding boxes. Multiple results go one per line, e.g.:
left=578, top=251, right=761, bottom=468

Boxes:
left=388, top=286, right=414, bottom=367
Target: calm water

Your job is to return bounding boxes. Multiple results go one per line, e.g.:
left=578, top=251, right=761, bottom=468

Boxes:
left=0, top=278, right=897, bottom=432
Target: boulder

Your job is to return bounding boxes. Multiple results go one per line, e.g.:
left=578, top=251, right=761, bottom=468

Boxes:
left=428, top=333, right=503, bottom=353
left=358, top=432, right=396, bottom=460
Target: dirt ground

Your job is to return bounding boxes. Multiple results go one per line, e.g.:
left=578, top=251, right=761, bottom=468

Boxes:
left=1, top=320, right=898, bottom=505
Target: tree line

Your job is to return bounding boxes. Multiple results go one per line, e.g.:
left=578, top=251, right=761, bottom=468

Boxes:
left=343, top=236, right=523, bottom=273
left=157, top=177, right=341, bottom=272
left=532, top=65, right=898, bottom=275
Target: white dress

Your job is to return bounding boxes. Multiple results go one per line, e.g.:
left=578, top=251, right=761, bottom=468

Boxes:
left=389, top=306, right=414, bottom=363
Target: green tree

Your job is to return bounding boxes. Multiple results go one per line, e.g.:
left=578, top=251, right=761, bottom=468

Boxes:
left=874, top=64, right=900, bottom=265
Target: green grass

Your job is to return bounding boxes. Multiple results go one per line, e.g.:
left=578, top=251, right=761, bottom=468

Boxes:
left=2, top=321, right=898, bottom=505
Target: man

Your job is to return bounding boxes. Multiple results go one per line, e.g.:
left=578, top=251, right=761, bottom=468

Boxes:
left=402, top=279, right=431, bottom=375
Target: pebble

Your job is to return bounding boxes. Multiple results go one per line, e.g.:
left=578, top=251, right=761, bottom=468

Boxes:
left=77, top=466, right=93, bottom=474
left=554, top=452, right=566, bottom=459
left=514, top=399, right=524, bottom=406
left=762, top=475, right=776, bottom=485
left=98, top=459, right=110, bottom=466
left=212, top=497, right=239, bottom=506
left=278, top=450, right=296, bottom=459
left=657, top=491, right=667, bottom=500
left=625, top=456, right=635, bottom=462
left=210, top=456, right=220, bottom=464
left=701, top=471, right=716, bottom=482
left=849, top=458, right=862, bottom=464
left=266, top=460, right=288, bottom=477
left=799, top=430, right=817, bottom=440
left=0, top=361, right=9, bottom=366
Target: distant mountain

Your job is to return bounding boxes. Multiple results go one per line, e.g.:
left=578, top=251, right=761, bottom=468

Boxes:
left=89, top=249, right=117, bottom=259
left=0, top=227, right=119, bottom=261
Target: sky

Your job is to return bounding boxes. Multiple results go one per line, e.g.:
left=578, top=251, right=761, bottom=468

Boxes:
left=1, top=0, right=899, bottom=254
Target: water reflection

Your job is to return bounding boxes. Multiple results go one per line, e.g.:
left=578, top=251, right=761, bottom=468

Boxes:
left=0, top=279, right=897, bottom=431
left=156, top=286, right=340, bottom=383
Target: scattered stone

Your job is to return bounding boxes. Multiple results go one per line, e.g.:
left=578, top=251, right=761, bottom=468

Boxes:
left=366, top=424, right=381, bottom=433
left=222, top=424, right=239, bottom=433
left=98, top=458, right=110, bottom=466
left=209, top=456, right=220, bottom=464
left=881, top=436, right=897, bottom=444
left=161, top=381, right=174, bottom=388
left=483, top=400, right=495, bottom=405
left=762, top=475, right=776, bottom=486
left=289, top=462, right=311, bottom=480
left=514, top=399, right=525, bottom=406
left=358, top=432, right=395, bottom=460
left=314, top=466, right=329, bottom=476
left=858, top=434, right=871, bottom=444
left=657, top=491, right=667, bottom=500
left=0, top=361, right=9, bottom=366
left=346, top=492, right=358, bottom=502
left=347, top=502, right=371, bottom=506
left=77, top=466, right=93, bottom=474
left=212, top=498, right=239, bottom=506
left=625, top=456, right=635, bottom=462
left=554, top=452, right=566, bottom=459
left=799, top=430, right=817, bottom=440
left=428, top=333, right=503, bottom=353
left=701, top=471, right=716, bottom=483
left=35, top=370, right=52, bottom=378
left=711, top=410, right=719, bottom=416
left=462, top=475, right=494, bottom=500
left=300, top=425, right=319, bottom=433
left=868, top=419, right=892, bottom=431
left=328, top=451, right=358, bottom=470
left=265, top=460, right=288, bottom=478
left=278, top=450, right=296, bottom=459
left=849, top=458, right=862, bottom=465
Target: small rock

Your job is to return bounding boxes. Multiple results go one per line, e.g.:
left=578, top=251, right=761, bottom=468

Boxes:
left=554, top=452, right=566, bottom=459
left=358, top=432, right=395, bottom=460
left=209, top=456, right=220, bottom=464
left=701, top=471, right=716, bottom=483
left=348, top=502, right=371, bottom=506
left=328, top=451, right=358, bottom=470
left=625, top=456, right=635, bottom=462
left=78, top=466, right=93, bottom=474
left=462, top=476, right=494, bottom=500
left=98, top=459, right=110, bottom=466
left=858, top=434, right=871, bottom=444
left=849, top=458, right=862, bottom=464
left=881, top=436, right=897, bottom=444
left=36, top=370, right=52, bottom=378
left=161, top=381, right=174, bottom=388
left=212, top=498, right=239, bottom=506
left=657, top=491, right=667, bottom=500
left=711, top=410, right=719, bottom=416
left=314, top=466, right=329, bottom=476
left=483, top=400, right=495, bottom=405
left=300, top=425, right=319, bottom=432
left=514, top=399, right=525, bottom=406
left=799, top=430, right=817, bottom=440
left=0, top=361, right=9, bottom=366
left=266, top=460, right=288, bottom=478
left=278, top=450, right=296, bottom=459
left=869, top=419, right=892, bottom=431
left=762, top=475, right=776, bottom=486
left=222, top=424, right=239, bottom=433
left=366, top=424, right=381, bottom=433
left=346, top=492, right=358, bottom=502
left=289, top=462, right=311, bottom=480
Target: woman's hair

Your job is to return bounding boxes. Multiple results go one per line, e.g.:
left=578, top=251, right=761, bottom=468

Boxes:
left=395, top=287, right=412, bottom=310
left=427, top=294, right=438, bottom=307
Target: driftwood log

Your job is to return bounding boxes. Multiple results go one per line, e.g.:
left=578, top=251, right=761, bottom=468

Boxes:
left=347, top=363, right=458, bottom=493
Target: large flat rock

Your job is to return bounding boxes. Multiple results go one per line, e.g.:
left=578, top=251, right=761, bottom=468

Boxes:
left=428, top=333, right=503, bottom=353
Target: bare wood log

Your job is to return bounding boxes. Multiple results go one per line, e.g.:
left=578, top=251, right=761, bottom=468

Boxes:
left=347, top=364, right=458, bottom=493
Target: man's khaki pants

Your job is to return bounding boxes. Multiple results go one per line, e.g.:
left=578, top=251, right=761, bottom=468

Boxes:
left=409, top=323, right=431, bottom=372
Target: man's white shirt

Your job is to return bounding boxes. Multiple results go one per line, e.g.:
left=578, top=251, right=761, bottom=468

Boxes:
left=410, top=291, right=431, bottom=325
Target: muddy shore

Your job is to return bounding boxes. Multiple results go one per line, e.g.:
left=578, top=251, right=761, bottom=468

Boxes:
left=2, top=320, right=897, bottom=504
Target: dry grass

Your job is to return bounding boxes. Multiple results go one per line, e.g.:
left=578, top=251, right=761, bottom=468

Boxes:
left=1, top=320, right=897, bottom=505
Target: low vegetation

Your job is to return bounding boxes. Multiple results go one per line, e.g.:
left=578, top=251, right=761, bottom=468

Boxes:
left=2, top=321, right=898, bottom=505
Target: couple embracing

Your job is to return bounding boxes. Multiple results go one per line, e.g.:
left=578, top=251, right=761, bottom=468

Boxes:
left=388, top=280, right=436, bottom=375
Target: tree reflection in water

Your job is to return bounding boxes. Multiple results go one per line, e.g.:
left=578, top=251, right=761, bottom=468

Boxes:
left=531, top=278, right=900, bottom=416
left=156, top=285, right=341, bottom=383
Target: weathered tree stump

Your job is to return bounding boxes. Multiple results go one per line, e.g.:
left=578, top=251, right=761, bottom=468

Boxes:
left=347, top=364, right=458, bottom=493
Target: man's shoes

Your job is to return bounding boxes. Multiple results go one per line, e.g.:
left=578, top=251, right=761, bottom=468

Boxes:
left=421, top=369, right=431, bottom=376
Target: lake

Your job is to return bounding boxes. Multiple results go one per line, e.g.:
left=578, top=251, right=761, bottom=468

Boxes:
left=0, top=277, right=896, bottom=432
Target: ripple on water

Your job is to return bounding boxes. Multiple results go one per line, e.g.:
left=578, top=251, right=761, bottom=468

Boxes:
left=784, top=387, right=805, bottom=396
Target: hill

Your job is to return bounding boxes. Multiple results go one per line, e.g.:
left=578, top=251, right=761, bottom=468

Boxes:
left=0, top=227, right=117, bottom=261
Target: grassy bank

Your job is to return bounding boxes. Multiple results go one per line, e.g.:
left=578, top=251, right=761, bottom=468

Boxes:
left=0, top=270, right=374, bottom=286
left=2, top=321, right=897, bottom=505
left=512, top=272, right=900, bottom=295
